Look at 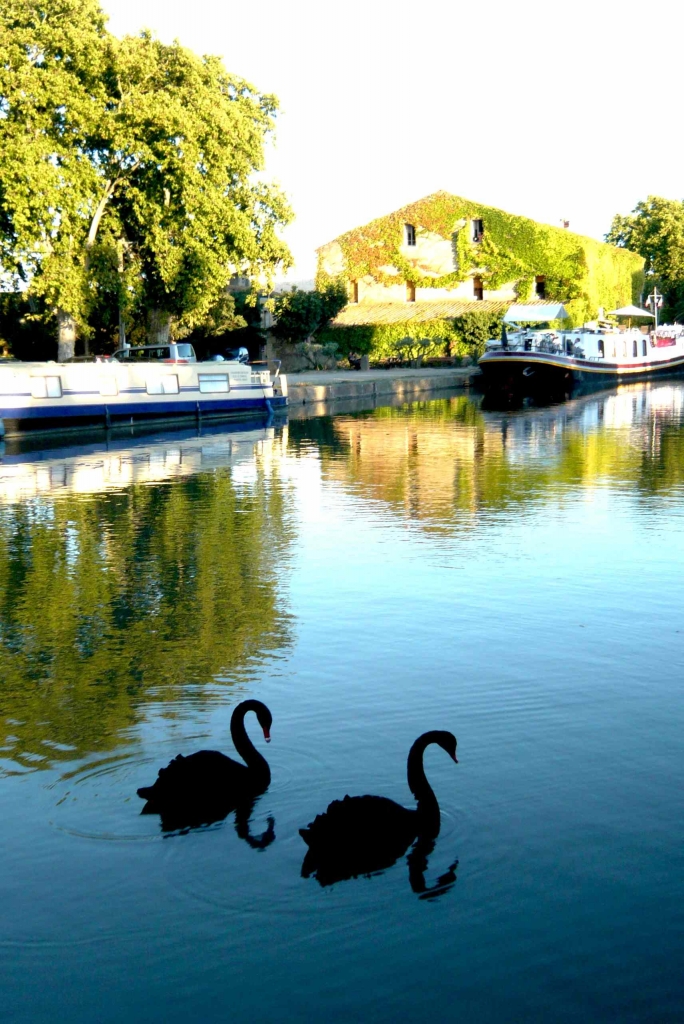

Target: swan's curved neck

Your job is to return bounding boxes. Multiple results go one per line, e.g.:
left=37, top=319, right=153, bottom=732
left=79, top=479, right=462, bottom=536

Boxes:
left=407, top=736, right=440, bottom=835
left=231, top=705, right=269, bottom=780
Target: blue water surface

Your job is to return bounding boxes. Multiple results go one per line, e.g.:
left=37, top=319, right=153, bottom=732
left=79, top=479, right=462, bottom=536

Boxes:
left=1, top=383, right=683, bottom=1022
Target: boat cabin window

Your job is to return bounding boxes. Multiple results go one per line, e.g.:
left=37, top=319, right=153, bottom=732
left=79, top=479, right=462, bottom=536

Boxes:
left=642, top=338, right=648, bottom=356
left=598, top=339, right=605, bottom=357
left=175, top=344, right=195, bottom=361
left=199, top=374, right=230, bottom=394
left=633, top=339, right=638, bottom=357
left=30, top=375, right=62, bottom=399
left=535, top=276, right=546, bottom=299
left=405, top=223, right=416, bottom=247
left=471, top=219, right=484, bottom=243
left=473, top=276, right=484, bottom=301
left=146, top=375, right=179, bottom=395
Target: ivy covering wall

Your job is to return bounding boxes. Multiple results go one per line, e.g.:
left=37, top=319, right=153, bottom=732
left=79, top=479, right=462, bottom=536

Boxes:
left=316, top=192, right=644, bottom=357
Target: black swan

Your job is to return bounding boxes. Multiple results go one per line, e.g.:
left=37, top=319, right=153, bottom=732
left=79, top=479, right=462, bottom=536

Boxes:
left=300, top=730, right=458, bottom=890
left=137, top=699, right=274, bottom=840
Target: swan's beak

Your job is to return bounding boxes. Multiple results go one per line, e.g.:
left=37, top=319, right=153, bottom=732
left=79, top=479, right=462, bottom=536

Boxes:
left=451, top=753, right=458, bottom=763
left=263, top=729, right=271, bottom=743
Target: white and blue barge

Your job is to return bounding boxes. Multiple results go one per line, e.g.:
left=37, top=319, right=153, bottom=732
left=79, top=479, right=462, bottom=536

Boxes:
left=0, top=343, right=287, bottom=437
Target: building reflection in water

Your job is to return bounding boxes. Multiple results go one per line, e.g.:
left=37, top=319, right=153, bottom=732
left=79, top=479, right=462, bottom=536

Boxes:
left=295, top=384, right=684, bottom=532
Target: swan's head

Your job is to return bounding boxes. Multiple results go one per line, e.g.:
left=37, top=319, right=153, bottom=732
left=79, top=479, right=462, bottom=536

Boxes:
left=434, top=731, right=458, bottom=763
left=236, top=699, right=273, bottom=743
left=255, top=702, right=273, bottom=743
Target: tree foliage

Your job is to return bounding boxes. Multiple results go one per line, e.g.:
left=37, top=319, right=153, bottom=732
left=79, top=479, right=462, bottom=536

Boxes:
left=271, top=282, right=347, bottom=343
left=606, top=196, right=684, bottom=320
left=0, top=0, right=292, bottom=356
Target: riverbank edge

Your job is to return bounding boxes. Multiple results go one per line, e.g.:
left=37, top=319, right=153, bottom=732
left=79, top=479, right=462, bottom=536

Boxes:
left=285, top=366, right=480, bottom=405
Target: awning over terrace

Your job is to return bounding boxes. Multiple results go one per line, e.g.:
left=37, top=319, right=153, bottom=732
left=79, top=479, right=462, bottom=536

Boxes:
left=503, top=303, right=569, bottom=323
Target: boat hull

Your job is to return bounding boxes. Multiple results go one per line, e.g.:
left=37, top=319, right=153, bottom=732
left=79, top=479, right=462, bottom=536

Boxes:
left=478, top=350, right=684, bottom=395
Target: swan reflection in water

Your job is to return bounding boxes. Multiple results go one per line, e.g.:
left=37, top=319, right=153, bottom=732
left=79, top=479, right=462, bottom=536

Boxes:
left=137, top=699, right=275, bottom=845
left=300, top=731, right=458, bottom=897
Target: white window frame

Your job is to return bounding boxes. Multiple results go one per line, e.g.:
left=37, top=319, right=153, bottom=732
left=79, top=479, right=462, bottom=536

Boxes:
left=198, top=374, right=230, bottom=394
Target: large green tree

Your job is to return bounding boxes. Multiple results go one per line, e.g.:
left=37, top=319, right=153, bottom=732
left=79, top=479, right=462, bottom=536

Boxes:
left=0, top=0, right=292, bottom=358
left=606, top=196, right=684, bottom=321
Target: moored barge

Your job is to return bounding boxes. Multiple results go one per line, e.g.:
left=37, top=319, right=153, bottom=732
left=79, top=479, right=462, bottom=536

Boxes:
left=0, top=342, right=287, bottom=437
left=478, top=304, right=684, bottom=395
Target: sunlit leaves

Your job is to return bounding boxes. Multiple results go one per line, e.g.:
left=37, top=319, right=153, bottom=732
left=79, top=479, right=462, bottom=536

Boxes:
left=0, top=0, right=292, bottom=348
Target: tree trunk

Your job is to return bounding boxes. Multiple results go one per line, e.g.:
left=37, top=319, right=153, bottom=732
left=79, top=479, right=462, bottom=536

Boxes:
left=147, top=308, right=172, bottom=346
left=56, top=308, right=77, bottom=362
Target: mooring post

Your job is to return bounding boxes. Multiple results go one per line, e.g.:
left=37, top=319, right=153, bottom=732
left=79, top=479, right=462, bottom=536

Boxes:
left=196, top=401, right=202, bottom=425
left=104, top=406, right=111, bottom=429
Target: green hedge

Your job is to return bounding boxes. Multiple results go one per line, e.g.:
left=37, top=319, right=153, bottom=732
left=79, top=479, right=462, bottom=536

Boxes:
left=319, top=310, right=504, bottom=361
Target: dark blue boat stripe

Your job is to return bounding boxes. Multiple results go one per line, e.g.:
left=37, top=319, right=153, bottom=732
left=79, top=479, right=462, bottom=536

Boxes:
left=0, top=397, right=282, bottom=420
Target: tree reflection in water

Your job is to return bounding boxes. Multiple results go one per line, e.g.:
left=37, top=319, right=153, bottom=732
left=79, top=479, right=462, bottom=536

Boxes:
left=3, top=383, right=683, bottom=779
left=0, top=464, right=295, bottom=772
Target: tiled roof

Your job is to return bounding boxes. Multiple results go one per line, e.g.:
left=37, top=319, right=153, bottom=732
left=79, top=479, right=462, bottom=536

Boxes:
left=333, top=299, right=512, bottom=326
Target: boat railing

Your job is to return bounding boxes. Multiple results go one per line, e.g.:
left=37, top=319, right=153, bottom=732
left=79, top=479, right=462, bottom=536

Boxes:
left=496, top=333, right=586, bottom=357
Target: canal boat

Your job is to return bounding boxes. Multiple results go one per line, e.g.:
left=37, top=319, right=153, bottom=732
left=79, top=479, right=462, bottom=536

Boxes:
left=0, top=342, right=287, bottom=437
left=478, top=303, right=684, bottom=395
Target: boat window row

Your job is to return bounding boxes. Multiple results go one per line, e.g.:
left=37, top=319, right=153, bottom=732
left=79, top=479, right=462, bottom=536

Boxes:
left=25, top=374, right=231, bottom=399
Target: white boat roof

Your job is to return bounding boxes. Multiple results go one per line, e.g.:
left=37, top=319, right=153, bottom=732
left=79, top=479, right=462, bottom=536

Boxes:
left=503, top=303, right=569, bottom=323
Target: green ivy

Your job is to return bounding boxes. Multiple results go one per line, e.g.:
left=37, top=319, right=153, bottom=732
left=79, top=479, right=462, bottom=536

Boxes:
left=317, top=192, right=645, bottom=328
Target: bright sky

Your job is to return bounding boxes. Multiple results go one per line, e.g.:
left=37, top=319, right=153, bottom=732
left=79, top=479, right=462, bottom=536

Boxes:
left=104, top=0, right=683, bottom=283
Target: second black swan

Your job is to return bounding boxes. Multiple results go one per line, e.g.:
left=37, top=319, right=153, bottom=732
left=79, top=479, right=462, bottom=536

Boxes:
left=300, top=730, right=457, bottom=887
left=137, top=699, right=274, bottom=838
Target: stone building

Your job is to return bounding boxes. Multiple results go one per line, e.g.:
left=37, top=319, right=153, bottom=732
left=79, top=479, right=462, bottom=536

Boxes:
left=315, top=192, right=644, bottom=360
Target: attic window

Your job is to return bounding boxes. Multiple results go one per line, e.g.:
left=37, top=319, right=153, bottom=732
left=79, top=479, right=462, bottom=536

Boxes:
left=472, top=219, right=484, bottom=243
left=405, top=223, right=416, bottom=247
left=473, top=276, right=484, bottom=301
left=535, top=275, right=546, bottom=299
left=406, top=282, right=416, bottom=303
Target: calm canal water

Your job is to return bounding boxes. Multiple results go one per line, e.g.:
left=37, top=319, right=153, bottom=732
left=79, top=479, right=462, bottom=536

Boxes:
left=1, top=383, right=683, bottom=1022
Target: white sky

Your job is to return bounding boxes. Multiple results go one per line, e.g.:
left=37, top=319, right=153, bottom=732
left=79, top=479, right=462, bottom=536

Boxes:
left=103, top=0, right=684, bottom=281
